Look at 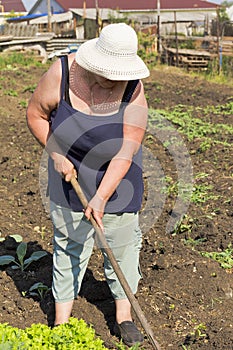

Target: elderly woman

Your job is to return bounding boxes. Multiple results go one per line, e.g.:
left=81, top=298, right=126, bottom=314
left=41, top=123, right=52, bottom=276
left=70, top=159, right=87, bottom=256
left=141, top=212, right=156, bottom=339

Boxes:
left=26, top=23, right=149, bottom=346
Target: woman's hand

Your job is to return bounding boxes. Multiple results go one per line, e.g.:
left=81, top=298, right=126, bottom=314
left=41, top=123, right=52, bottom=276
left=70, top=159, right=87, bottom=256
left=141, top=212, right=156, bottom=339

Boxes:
left=50, top=152, right=77, bottom=182
left=84, top=192, right=107, bottom=231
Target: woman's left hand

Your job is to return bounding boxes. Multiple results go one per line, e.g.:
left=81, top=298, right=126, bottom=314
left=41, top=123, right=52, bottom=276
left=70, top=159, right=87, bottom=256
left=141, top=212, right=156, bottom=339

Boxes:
left=84, top=192, right=106, bottom=231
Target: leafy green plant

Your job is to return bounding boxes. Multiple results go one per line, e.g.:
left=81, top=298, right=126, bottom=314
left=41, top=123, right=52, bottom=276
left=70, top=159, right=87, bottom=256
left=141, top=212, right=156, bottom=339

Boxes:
left=23, top=84, right=37, bottom=93
left=19, top=100, right=27, bottom=108
left=4, top=89, right=18, bottom=97
left=200, top=244, right=233, bottom=269
left=183, top=237, right=207, bottom=249
left=153, top=97, right=161, bottom=104
left=161, top=175, right=178, bottom=196
left=172, top=215, right=194, bottom=235
left=23, top=282, right=51, bottom=301
left=0, top=318, right=108, bottom=349
left=191, top=184, right=219, bottom=204
left=0, top=242, right=47, bottom=271
left=0, top=234, right=22, bottom=243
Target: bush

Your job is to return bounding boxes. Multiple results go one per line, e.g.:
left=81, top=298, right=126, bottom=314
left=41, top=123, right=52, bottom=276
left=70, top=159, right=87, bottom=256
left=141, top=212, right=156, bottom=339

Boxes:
left=0, top=318, right=108, bottom=349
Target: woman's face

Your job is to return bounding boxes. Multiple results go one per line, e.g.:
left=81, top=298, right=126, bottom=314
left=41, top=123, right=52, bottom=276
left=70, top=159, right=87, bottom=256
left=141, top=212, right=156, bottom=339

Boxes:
left=93, top=74, right=119, bottom=89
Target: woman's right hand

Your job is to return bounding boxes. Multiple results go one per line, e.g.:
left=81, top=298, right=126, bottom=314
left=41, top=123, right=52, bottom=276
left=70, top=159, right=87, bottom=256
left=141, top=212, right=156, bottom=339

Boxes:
left=50, top=152, right=77, bottom=182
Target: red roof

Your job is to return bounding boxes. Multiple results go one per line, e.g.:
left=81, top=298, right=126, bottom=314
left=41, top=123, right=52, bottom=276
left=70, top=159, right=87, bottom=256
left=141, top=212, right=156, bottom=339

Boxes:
left=1, top=0, right=26, bottom=12
left=57, top=0, right=218, bottom=11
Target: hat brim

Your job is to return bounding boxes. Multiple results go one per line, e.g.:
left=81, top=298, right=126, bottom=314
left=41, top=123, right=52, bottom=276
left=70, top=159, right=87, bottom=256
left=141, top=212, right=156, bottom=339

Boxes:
left=75, top=38, right=150, bottom=81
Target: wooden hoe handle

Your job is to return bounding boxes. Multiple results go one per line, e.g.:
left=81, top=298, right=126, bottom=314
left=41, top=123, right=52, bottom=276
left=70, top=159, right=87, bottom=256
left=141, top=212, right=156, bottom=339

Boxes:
left=70, top=176, right=161, bottom=350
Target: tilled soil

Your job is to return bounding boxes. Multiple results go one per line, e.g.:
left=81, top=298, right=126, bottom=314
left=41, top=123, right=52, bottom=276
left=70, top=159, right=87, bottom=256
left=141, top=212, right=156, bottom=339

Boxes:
left=0, top=63, right=233, bottom=349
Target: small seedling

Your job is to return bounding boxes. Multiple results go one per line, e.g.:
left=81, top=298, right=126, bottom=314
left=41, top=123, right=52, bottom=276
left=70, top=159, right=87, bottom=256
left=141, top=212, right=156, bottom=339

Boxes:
left=181, top=345, right=191, bottom=350
left=4, top=89, right=18, bottom=97
left=183, top=237, right=207, bottom=249
left=19, top=100, right=27, bottom=108
left=0, top=242, right=47, bottom=271
left=191, top=323, right=207, bottom=340
left=33, top=225, right=47, bottom=240
left=23, top=84, right=37, bottom=93
left=172, top=215, right=193, bottom=236
left=24, top=282, right=51, bottom=301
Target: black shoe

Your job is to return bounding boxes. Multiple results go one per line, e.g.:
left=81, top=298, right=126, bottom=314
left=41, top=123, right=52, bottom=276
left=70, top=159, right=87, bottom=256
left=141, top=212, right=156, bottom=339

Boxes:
left=114, top=321, right=144, bottom=347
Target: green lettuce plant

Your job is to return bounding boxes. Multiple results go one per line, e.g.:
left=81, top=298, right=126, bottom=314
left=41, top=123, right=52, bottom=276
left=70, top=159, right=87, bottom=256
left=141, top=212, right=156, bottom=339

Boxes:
left=0, top=318, right=108, bottom=349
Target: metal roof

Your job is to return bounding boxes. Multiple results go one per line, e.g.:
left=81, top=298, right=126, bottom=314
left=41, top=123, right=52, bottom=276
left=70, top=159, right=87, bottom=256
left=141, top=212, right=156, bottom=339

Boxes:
left=28, top=0, right=219, bottom=13
left=129, top=10, right=217, bottom=24
left=1, top=0, right=26, bottom=12
left=70, top=8, right=123, bottom=20
left=30, top=11, right=73, bottom=24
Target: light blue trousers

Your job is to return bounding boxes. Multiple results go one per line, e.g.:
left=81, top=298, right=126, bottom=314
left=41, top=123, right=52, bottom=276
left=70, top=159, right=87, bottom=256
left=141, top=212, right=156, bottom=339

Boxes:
left=50, top=202, right=142, bottom=303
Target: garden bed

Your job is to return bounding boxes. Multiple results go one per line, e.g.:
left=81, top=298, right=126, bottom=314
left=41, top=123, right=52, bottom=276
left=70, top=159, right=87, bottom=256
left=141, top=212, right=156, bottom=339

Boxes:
left=0, top=62, right=233, bottom=349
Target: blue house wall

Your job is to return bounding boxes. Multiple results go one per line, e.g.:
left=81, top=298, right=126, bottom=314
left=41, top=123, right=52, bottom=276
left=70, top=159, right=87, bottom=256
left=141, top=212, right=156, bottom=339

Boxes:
left=29, top=0, right=64, bottom=15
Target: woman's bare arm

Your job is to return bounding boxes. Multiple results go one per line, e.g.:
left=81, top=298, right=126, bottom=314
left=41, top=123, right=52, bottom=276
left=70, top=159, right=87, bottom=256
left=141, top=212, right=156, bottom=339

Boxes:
left=26, top=59, right=61, bottom=146
left=26, top=58, right=76, bottom=181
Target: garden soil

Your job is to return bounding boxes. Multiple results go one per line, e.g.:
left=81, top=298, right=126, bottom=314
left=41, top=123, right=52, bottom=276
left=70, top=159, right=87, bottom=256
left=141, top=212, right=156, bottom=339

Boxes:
left=0, top=62, right=232, bottom=350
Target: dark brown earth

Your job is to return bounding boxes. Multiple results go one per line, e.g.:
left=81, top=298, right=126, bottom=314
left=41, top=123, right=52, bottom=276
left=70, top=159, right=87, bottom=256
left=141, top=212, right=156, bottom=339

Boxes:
left=0, top=62, right=233, bottom=350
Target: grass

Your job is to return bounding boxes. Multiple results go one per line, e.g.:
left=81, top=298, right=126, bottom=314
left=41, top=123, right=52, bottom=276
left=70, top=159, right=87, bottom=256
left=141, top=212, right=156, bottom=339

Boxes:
left=0, top=52, right=45, bottom=70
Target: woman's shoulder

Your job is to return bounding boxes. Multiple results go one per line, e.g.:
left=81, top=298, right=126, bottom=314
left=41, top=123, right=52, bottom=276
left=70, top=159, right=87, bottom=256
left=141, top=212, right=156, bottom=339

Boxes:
left=130, top=80, right=147, bottom=107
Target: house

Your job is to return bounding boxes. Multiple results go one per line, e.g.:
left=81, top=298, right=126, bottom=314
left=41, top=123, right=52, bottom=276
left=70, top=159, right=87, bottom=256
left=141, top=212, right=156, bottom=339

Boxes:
left=28, top=0, right=219, bottom=13
left=2, top=1, right=221, bottom=42
left=22, top=0, right=38, bottom=12
left=29, top=11, right=76, bottom=37
left=27, top=1, right=219, bottom=36
left=28, top=8, right=122, bottom=39
left=0, top=0, right=26, bottom=26
left=0, top=0, right=26, bottom=13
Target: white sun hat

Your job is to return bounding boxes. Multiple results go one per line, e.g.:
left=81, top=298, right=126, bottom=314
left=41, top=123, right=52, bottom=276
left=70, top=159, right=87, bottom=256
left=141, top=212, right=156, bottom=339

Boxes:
left=75, top=23, right=150, bottom=81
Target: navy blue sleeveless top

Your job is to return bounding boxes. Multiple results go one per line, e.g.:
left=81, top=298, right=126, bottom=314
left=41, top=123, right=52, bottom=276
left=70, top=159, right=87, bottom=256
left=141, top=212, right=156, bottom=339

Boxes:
left=48, top=55, right=144, bottom=213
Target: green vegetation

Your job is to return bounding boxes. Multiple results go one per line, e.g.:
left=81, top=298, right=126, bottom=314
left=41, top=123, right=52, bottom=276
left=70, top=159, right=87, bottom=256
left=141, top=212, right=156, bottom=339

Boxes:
left=22, top=282, right=51, bottom=301
left=0, top=234, right=22, bottom=243
left=19, top=100, right=27, bottom=108
left=191, top=183, right=220, bottom=204
left=4, top=89, right=18, bottom=97
left=0, top=52, right=44, bottom=70
left=0, top=318, right=108, bottom=349
left=207, top=56, right=233, bottom=80
left=172, top=215, right=194, bottom=236
left=149, top=103, right=233, bottom=150
left=23, top=84, right=37, bottom=93
left=181, top=322, right=208, bottom=349
left=0, top=241, right=47, bottom=272
left=201, top=244, right=233, bottom=269
left=0, top=317, right=142, bottom=349
left=137, top=31, right=157, bottom=68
